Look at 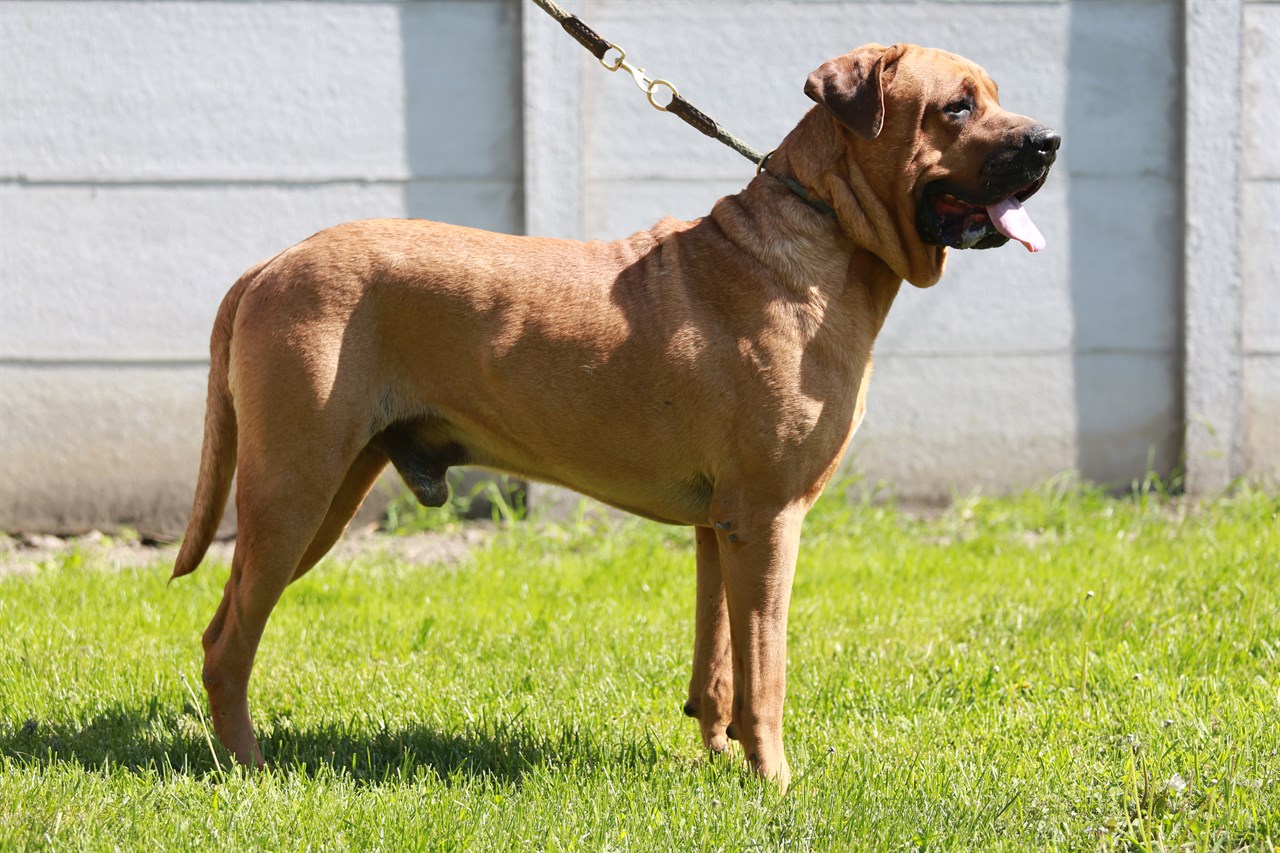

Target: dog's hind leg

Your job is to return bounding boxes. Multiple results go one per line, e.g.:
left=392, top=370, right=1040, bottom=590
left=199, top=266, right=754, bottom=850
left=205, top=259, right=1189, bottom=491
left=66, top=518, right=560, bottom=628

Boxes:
left=200, top=436, right=360, bottom=767
left=291, top=446, right=389, bottom=584
left=684, top=526, right=734, bottom=754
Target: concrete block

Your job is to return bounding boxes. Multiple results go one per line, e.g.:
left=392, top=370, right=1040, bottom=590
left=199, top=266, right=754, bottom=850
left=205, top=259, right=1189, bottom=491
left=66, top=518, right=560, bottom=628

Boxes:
left=1244, top=2, right=1280, bottom=179
left=402, top=1, right=523, bottom=183
left=850, top=348, right=1178, bottom=495
left=0, top=0, right=519, bottom=182
left=0, top=180, right=520, bottom=360
left=523, top=3, right=586, bottom=239
left=1060, top=0, right=1180, bottom=179
left=1064, top=175, right=1181, bottom=352
left=1072, top=351, right=1182, bottom=485
left=1244, top=354, right=1280, bottom=480
left=1244, top=179, right=1280, bottom=354
left=0, top=362, right=406, bottom=536
left=0, top=363, right=212, bottom=534
left=848, top=352, right=1076, bottom=496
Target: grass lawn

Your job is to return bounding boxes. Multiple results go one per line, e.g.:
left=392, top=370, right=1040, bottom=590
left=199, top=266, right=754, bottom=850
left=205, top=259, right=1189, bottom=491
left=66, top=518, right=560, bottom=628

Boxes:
left=1, top=481, right=1276, bottom=850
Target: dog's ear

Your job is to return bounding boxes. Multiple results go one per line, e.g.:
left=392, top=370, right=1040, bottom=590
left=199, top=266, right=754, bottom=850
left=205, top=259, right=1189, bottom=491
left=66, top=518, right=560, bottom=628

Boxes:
left=804, top=44, right=908, bottom=140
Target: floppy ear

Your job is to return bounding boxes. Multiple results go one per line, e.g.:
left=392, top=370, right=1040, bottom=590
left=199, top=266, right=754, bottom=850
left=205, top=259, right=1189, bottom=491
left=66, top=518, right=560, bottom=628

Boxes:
left=804, top=43, right=908, bottom=140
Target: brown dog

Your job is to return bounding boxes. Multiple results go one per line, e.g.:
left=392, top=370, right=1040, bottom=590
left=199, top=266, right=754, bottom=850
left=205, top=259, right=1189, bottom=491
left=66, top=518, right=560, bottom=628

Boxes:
left=173, top=43, right=1057, bottom=791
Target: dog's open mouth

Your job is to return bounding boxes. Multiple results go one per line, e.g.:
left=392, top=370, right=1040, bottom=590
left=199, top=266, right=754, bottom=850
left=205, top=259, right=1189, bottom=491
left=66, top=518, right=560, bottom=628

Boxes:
left=916, top=175, right=1047, bottom=252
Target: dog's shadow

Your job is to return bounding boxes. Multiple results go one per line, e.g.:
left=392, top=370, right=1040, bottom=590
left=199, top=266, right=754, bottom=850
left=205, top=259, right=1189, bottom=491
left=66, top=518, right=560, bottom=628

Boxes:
left=1, top=702, right=613, bottom=787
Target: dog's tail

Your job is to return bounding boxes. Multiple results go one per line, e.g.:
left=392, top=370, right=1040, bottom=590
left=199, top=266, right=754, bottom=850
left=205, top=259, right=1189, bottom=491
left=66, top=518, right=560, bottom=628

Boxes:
left=170, top=263, right=261, bottom=580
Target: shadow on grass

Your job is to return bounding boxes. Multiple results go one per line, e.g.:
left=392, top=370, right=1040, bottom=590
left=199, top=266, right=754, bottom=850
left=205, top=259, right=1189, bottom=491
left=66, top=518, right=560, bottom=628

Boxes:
left=1, top=703, right=619, bottom=788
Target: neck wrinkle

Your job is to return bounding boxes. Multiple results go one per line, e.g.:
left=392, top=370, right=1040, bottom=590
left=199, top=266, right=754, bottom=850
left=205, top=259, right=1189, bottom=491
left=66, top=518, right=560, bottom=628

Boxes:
left=772, top=111, right=947, bottom=287
left=709, top=174, right=853, bottom=298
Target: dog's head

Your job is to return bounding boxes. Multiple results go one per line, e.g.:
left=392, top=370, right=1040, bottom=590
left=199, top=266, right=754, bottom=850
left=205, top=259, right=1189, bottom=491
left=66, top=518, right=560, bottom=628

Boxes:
left=803, top=43, right=1059, bottom=284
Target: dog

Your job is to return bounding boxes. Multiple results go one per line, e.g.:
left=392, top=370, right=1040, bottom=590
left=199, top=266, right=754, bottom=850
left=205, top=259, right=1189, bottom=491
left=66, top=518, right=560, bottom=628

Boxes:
left=173, top=43, right=1058, bottom=792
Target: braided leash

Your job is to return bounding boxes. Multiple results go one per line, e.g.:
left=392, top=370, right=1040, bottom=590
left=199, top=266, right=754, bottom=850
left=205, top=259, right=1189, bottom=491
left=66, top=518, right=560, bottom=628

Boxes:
left=529, top=0, right=837, bottom=220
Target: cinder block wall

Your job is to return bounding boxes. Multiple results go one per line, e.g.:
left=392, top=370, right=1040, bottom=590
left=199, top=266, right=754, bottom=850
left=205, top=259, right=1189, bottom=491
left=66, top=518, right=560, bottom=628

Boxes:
left=1, top=0, right=1276, bottom=533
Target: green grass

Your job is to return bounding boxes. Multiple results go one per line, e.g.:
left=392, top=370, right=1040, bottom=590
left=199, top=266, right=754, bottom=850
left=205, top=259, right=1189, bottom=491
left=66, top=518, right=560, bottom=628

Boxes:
left=1, top=481, right=1276, bottom=850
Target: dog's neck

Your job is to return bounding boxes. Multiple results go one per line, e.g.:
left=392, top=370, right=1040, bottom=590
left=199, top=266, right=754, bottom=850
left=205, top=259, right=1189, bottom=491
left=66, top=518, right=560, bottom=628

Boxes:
left=766, top=109, right=948, bottom=288
left=703, top=170, right=904, bottom=362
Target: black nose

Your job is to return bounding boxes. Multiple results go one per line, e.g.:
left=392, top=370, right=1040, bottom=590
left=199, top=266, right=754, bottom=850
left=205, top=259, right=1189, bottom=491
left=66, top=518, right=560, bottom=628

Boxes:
left=1027, top=125, right=1061, bottom=154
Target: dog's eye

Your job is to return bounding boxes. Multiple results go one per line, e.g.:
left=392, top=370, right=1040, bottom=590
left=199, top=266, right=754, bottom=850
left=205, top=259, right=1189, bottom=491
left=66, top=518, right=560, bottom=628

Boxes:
left=943, top=98, right=973, bottom=119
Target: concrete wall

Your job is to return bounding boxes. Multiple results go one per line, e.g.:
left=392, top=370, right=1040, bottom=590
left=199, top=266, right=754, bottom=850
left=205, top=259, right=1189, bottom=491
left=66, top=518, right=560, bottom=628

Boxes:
left=1242, top=0, right=1280, bottom=481
left=1, top=0, right=1276, bottom=532
left=0, top=0, right=522, bottom=532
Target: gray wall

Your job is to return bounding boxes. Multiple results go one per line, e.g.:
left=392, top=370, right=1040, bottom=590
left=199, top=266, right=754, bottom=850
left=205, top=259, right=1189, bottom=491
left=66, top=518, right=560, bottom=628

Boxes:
left=1, top=1, right=522, bottom=532
left=1243, top=1, right=1280, bottom=480
left=1, top=0, right=1276, bottom=533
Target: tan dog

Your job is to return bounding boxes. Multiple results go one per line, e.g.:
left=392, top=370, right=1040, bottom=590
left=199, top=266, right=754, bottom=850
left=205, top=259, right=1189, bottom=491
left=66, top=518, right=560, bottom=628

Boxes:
left=173, top=43, right=1058, bottom=791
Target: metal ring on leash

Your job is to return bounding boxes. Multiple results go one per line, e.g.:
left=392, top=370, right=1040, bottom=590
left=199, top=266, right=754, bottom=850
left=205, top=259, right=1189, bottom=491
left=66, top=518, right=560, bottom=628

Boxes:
left=599, top=44, right=625, bottom=72
left=646, top=80, right=678, bottom=112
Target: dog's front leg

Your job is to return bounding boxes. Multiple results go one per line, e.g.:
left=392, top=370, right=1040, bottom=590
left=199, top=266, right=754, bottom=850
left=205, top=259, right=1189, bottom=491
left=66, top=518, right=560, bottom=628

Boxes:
left=715, top=502, right=803, bottom=793
left=684, top=526, right=734, bottom=753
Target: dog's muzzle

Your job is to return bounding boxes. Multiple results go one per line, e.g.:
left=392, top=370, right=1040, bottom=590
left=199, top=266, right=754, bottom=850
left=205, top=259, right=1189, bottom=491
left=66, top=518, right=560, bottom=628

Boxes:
left=916, top=124, right=1060, bottom=252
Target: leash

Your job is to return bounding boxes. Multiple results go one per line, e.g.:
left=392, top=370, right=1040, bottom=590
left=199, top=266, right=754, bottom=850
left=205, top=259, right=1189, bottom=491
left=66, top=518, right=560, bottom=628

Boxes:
left=529, top=0, right=838, bottom=221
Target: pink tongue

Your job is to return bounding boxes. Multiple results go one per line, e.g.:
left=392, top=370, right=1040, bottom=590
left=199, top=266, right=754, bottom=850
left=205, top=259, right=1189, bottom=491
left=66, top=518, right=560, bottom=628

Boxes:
left=987, top=197, right=1045, bottom=253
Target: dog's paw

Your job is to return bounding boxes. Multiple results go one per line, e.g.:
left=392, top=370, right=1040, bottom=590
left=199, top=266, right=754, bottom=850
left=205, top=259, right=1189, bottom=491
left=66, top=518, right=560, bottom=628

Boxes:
left=683, top=696, right=733, bottom=754
left=748, top=751, right=792, bottom=795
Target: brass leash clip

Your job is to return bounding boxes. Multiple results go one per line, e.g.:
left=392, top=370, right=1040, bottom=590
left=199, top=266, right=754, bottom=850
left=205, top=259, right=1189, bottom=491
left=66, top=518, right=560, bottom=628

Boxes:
left=599, top=44, right=678, bottom=112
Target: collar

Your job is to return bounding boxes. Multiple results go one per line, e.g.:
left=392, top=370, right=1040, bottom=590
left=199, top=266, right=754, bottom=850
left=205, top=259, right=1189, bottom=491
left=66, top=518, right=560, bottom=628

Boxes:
left=758, top=150, right=839, bottom=221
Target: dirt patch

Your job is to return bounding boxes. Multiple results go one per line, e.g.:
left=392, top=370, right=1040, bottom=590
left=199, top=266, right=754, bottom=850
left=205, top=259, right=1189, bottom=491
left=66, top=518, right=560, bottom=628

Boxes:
left=0, top=523, right=492, bottom=579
